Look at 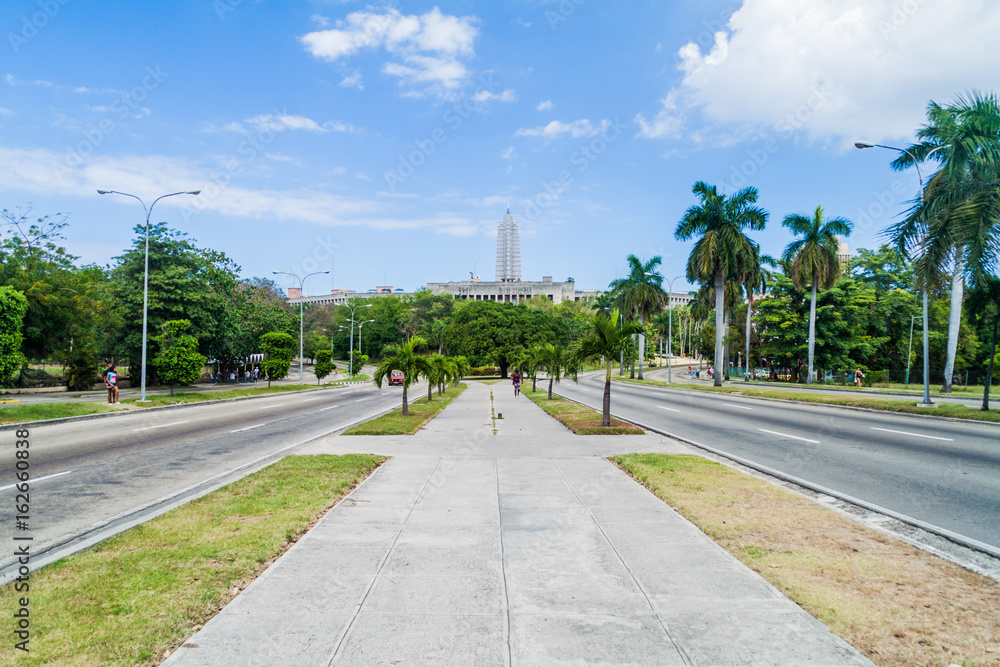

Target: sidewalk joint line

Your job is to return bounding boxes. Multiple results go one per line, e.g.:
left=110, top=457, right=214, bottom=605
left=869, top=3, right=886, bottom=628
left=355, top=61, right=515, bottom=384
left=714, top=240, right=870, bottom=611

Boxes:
left=495, top=457, right=514, bottom=667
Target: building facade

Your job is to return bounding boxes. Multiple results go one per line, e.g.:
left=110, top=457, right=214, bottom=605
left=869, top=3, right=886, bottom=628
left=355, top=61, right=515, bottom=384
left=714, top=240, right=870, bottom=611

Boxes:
left=495, top=208, right=522, bottom=282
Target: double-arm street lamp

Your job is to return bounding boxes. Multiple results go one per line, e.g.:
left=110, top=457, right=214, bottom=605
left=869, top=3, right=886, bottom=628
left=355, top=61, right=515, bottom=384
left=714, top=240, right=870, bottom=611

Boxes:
left=649, top=273, right=685, bottom=384
left=855, top=141, right=947, bottom=407
left=343, top=303, right=372, bottom=379
left=273, top=270, right=329, bottom=385
left=97, top=189, right=200, bottom=401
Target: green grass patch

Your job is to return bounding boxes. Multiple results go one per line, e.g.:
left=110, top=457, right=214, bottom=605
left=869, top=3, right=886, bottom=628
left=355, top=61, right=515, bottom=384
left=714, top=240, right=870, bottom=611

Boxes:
left=0, top=401, right=122, bottom=425
left=0, top=454, right=384, bottom=666
left=328, top=373, right=371, bottom=384
left=524, top=388, right=644, bottom=435
left=613, top=453, right=1000, bottom=667
left=343, top=383, right=467, bottom=435
left=616, top=377, right=1000, bottom=423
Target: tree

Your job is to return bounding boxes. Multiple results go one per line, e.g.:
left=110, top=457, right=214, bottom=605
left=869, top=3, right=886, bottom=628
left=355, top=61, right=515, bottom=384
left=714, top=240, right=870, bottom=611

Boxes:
left=887, top=91, right=1000, bottom=392
left=452, top=356, right=471, bottom=387
left=572, top=308, right=643, bottom=426
left=518, top=345, right=543, bottom=393
left=675, top=182, right=768, bottom=386
left=349, top=350, right=369, bottom=376
left=740, top=250, right=777, bottom=378
left=0, top=287, right=28, bottom=387
left=261, top=332, right=295, bottom=387
left=152, top=320, right=207, bottom=396
left=966, top=276, right=1000, bottom=411
left=303, top=331, right=329, bottom=364
left=373, top=336, right=432, bottom=416
left=535, top=343, right=579, bottom=399
left=781, top=205, right=852, bottom=384
left=314, top=349, right=335, bottom=384
left=608, top=255, right=667, bottom=380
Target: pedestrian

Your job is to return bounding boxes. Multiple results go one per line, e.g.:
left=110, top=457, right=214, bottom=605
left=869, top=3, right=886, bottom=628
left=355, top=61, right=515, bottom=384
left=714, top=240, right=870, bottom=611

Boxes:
left=102, top=363, right=114, bottom=404
left=512, top=369, right=521, bottom=397
left=106, top=365, right=120, bottom=405
left=854, top=367, right=865, bottom=387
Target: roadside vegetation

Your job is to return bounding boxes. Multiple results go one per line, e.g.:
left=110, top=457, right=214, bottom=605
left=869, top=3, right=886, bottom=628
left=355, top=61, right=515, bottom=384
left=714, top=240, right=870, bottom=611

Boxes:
left=524, top=387, right=643, bottom=435
left=614, top=453, right=1000, bottom=667
left=344, top=382, right=467, bottom=435
left=0, top=454, right=383, bottom=666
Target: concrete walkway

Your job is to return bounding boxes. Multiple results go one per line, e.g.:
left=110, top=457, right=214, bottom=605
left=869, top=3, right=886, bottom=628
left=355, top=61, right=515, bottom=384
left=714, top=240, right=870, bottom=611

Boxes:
left=164, top=381, right=870, bottom=666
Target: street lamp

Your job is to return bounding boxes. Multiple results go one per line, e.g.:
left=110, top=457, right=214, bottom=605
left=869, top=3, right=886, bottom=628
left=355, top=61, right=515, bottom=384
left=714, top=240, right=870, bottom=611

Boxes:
left=650, top=273, right=685, bottom=384
left=273, top=270, right=329, bottom=385
left=855, top=141, right=947, bottom=407
left=98, top=189, right=200, bottom=401
left=343, top=303, right=372, bottom=379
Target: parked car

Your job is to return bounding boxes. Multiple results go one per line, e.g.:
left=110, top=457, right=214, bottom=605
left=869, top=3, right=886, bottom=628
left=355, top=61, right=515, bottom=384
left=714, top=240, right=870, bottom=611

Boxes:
left=388, top=370, right=404, bottom=386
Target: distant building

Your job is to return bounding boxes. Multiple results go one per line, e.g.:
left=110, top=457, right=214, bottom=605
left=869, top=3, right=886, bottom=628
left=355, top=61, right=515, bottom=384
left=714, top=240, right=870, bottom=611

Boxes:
left=837, top=237, right=852, bottom=266
left=495, top=207, right=522, bottom=282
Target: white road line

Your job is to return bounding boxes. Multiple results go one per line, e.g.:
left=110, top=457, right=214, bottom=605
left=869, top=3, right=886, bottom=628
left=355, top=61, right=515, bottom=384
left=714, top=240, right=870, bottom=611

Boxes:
left=758, top=428, right=820, bottom=444
left=0, top=470, right=72, bottom=491
left=256, top=404, right=285, bottom=410
left=353, top=398, right=367, bottom=403
left=658, top=405, right=680, bottom=412
left=133, top=420, right=191, bottom=432
left=320, top=405, right=340, bottom=412
left=231, top=423, right=267, bottom=433
left=301, top=396, right=327, bottom=402
left=871, top=427, right=954, bottom=442
left=723, top=403, right=753, bottom=410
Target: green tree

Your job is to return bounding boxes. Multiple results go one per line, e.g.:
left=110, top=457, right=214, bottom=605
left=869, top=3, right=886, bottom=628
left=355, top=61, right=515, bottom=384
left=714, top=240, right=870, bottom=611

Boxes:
left=349, top=350, right=369, bottom=376
left=452, top=356, right=471, bottom=387
left=373, top=336, right=432, bottom=416
left=303, top=331, right=329, bottom=364
left=781, top=205, right=852, bottom=384
left=314, top=349, right=335, bottom=384
left=535, top=343, right=579, bottom=399
left=608, top=255, right=667, bottom=380
left=261, top=332, right=295, bottom=387
left=739, top=250, right=777, bottom=378
left=966, top=276, right=1000, bottom=411
left=0, top=287, right=28, bottom=387
left=572, top=308, right=643, bottom=426
left=675, top=182, right=768, bottom=386
left=152, top=320, right=207, bottom=396
left=518, top=345, right=543, bottom=393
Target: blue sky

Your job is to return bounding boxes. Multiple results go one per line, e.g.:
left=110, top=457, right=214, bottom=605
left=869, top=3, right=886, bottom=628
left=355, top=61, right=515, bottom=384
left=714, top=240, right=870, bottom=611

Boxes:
left=2, top=0, right=999, bottom=297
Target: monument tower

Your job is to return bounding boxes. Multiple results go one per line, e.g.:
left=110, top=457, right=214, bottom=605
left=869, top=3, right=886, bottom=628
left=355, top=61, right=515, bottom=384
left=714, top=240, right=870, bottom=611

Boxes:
left=495, top=207, right=522, bottom=283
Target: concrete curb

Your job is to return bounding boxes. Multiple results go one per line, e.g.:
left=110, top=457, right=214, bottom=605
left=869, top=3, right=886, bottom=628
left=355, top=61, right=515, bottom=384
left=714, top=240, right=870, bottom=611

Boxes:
left=0, top=382, right=372, bottom=431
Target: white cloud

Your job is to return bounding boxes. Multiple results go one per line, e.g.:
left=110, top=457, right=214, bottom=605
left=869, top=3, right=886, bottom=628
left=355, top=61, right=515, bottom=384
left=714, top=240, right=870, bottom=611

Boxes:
left=536, top=100, right=552, bottom=111
left=222, top=114, right=361, bottom=135
left=339, top=72, right=363, bottom=89
left=641, top=0, right=1000, bottom=146
left=515, top=119, right=611, bottom=140
left=0, top=107, right=14, bottom=117
left=473, top=88, right=517, bottom=104
left=500, top=146, right=514, bottom=160
left=300, top=7, right=479, bottom=95
left=310, top=14, right=330, bottom=28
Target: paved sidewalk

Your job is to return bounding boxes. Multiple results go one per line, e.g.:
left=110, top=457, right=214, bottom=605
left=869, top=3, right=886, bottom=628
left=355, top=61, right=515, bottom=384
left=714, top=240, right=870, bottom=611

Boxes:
left=165, top=381, right=870, bottom=666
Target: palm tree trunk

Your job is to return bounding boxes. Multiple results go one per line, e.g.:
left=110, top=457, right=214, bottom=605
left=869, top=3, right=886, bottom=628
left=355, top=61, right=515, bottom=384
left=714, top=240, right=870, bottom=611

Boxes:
left=983, top=314, right=997, bottom=412
left=638, top=313, right=645, bottom=380
left=532, top=376, right=537, bottom=392
left=807, top=279, right=818, bottom=385
left=745, top=294, right=753, bottom=381
left=943, top=252, right=964, bottom=393
left=402, top=385, right=409, bottom=416
left=603, top=367, right=612, bottom=426
left=548, top=376, right=554, bottom=400
left=427, top=380, right=433, bottom=401
left=714, top=270, right=725, bottom=387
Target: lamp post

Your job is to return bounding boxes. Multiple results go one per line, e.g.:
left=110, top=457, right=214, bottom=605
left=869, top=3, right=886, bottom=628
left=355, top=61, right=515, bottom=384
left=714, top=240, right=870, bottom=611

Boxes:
left=97, top=189, right=200, bottom=401
left=905, top=314, right=921, bottom=387
left=273, top=270, right=329, bottom=385
left=343, top=303, right=372, bottom=379
left=650, top=274, right=685, bottom=384
left=854, top=141, right=947, bottom=407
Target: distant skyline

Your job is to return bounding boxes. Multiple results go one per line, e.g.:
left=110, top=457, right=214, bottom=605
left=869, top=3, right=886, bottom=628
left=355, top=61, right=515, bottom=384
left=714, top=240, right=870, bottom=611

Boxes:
left=2, top=1, right=999, bottom=296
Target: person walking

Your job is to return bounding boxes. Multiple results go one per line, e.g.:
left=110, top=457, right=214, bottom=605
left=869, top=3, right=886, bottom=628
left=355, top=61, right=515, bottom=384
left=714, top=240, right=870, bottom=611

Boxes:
left=511, top=369, right=521, bottom=397
left=854, top=367, right=865, bottom=388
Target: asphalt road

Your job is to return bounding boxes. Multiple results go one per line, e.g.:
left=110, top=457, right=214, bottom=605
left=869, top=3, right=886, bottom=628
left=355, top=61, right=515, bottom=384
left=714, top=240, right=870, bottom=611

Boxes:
left=0, top=381, right=415, bottom=574
left=555, top=373, right=1000, bottom=550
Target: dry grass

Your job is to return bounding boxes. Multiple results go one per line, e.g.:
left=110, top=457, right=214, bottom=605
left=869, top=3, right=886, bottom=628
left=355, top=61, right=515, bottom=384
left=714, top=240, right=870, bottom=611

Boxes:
left=614, top=453, right=1000, bottom=667
left=524, top=388, right=644, bottom=435
left=343, top=383, right=467, bottom=435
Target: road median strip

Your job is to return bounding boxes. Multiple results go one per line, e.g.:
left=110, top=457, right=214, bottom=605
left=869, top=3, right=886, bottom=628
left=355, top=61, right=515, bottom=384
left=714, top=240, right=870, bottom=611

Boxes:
left=523, top=387, right=644, bottom=434
left=614, top=453, right=1000, bottom=667
left=0, top=454, right=385, bottom=666
left=343, top=383, right=467, bottom=435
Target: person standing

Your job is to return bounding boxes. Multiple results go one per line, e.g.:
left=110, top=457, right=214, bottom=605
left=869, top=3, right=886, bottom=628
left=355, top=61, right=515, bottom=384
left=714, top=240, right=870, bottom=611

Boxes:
left=854, top=367, right=865, bottom=388
left=102, top=363, right=114, bottom=404
left=106, top=365, right=120, bottom=405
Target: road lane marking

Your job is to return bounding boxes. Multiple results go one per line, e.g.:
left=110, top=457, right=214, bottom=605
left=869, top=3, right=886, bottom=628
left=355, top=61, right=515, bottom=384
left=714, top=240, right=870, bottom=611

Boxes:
left=870, top=427, right=954, bottom=442
left=133, top=420, right=190, bottom=432
left=231, top=423, right=267, bottom=433
left=320, top=405, right=340, bottom=411
left=723, top=403, right=753, bottom=410
left=0, top=470, right=72, bottom=491
left=256, top=404, right=286, bottom=410
left=658, top=406, right=680, bottom=412
left=353, top=398, right=367, bottom=403
left=301, top=396, right=327, bottom=402
left=758, top=428, right=820, bottom=444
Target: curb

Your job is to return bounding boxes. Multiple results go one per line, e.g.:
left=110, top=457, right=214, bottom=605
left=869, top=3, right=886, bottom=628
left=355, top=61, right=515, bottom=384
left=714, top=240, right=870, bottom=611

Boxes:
left=0, top=382, right=372, bottom=431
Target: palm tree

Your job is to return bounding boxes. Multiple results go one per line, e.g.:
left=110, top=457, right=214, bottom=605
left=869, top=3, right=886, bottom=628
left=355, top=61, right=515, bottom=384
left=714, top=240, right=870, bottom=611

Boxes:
left=781, top=206, right=852, bottom=384
left=426, top=353, right=451, bottom=399
left=966, top=275, right=1000, bottom=411
left=887, top=91, right=1000, bottom=392
left=518, top=345, right=543, bottom=393
left=452, top=355, right=471, bottom=387
left=741, top=251, right=777, bottom=380
left=675, top=182, right=768, bottom=386
left=609, top=255, right=667, bottom=380
left=373, top=336, right=431, bottom=416
left=535, top=343, right=580, bottom=399
left=572, top=308, right=644, bottom=426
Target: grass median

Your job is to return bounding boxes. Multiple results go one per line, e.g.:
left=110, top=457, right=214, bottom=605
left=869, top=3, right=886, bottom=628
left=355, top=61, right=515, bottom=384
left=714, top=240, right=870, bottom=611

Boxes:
left=617, top=377, right=1000, bottom=423
left=613, top=453, right=1000, bottom=667
left=0, top=453, right=384, bottom=666
left=524, top=387, right=644, bottom=435
left=343, top=383, right=467, bottom=435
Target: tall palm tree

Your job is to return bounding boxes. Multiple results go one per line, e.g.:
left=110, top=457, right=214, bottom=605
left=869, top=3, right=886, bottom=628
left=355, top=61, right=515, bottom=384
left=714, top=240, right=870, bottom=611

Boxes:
left=781, top=205, right=852, bottom=384
left=518, top=345, right=543, bottom=393
left=740, top=251, right=777, bottom=380
left=888, top=91, right=1000, bottom=392
left=535, top=343, right=579, bottom=399
left=608, top=255, right=667, bottom=380
left=373, top=336, right=431, bottom=416
left=675, top=182, right=768, bottom=386
left=452, top=355, right=471, bottom=387
left=966, top=275, right=1000, bottom=411
left=572, top=308, right=644, bottom=426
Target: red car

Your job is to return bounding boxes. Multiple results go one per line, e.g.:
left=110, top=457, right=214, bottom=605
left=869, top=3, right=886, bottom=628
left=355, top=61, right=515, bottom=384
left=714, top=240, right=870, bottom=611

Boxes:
left=388, top=370, right=404, bottom=386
